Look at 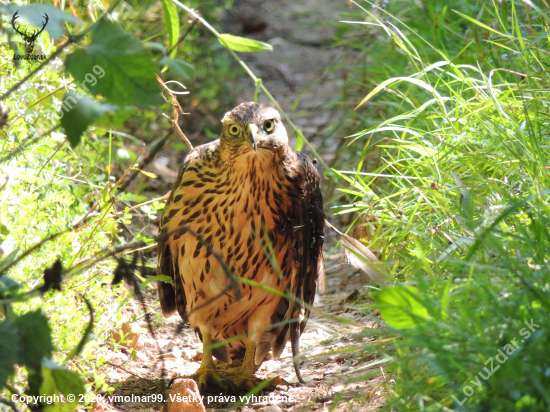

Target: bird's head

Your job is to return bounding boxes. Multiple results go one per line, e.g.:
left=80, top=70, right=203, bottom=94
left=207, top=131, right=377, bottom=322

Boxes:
left=220, top=102, right=288, bottom=153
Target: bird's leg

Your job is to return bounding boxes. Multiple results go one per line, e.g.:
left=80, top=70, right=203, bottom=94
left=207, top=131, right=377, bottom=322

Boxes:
left=232, top=333, right=261, bottom=392
left=180, top=327, right=227, bottom=393
left=231, top=334, right=283, bottom=393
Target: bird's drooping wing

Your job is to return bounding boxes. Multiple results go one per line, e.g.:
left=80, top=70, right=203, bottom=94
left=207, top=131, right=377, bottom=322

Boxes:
left=157, top=155, right=193, bottom=319
left=289, top=153, right=325, bottom=381
left=260, top=152, right=325, bottom=380
left=292, top=152, right=326, bottom=328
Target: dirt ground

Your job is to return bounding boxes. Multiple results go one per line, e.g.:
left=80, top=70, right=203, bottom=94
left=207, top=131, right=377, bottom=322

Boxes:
left=94, top=1, right=388, bottom=411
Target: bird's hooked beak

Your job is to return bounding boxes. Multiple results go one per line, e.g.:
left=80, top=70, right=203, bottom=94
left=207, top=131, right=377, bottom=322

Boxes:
left=246, top=124, right=260, bottom=152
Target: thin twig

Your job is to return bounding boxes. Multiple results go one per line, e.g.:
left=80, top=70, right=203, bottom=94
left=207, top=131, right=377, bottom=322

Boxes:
left=166, top=16, right=198, bottom=57
left=157, top=75, right=193, bottom=150
left=114, top=144, right=145, bottom=188
left=116, top=243, right=156, bottom=255
left=119, top=130, right=173, bottom=193
left=123, top=191, right=171, bottom=214
left=0, top=399, right=20, bottom=412
left=0, top=125, right=61, bottom=164
left=105, top=361, right=153, bottom=382
left=162, top=113, right=193, bottom=149
left=67, top=142, right=148, bottom=268
left=36, top=141, right=66, bottom=178
left=64, top=296, right=95, bottom=361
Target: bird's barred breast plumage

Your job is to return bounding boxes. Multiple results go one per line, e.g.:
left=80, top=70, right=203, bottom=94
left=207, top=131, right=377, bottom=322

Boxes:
left=157, top=102, right=325, bottom=366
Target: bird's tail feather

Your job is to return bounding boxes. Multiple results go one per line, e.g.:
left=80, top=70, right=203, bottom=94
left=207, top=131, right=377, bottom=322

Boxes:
left=324, top=219, right=390, bottom=286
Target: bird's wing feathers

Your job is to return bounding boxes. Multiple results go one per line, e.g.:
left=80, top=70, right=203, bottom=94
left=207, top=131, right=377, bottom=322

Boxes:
left=293, top=152, right=326, bottom=326
left=260, top=152, right=325, bottom=375
left=157, top=155, right=192, bottom=318
left=157, top=142, right=216, bottom=317
left=157, top=142, right=222, bottom=319
left=287, top=153, right=325, bottom=381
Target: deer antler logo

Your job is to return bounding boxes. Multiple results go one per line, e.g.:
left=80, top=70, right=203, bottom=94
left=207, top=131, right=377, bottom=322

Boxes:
left=11, top=10, right=49, bottom=55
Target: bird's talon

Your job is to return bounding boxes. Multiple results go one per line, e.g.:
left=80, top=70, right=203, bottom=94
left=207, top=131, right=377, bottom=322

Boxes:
left=232, top=373, right=265, bottom=393
left=222, top=379, right=238, bottom=395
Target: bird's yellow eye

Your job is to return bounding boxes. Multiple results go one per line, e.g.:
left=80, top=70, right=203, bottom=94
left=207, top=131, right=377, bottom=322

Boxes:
left=229, top=125, right=240, bottom=136
left=264, top=120, right=275, bottom=132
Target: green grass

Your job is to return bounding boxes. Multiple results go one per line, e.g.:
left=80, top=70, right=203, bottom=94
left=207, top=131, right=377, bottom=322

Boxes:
left=330, top=0, right=550, bottom=410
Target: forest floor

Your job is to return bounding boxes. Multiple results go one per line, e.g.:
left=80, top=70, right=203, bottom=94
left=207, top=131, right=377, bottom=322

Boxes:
left=93, top=1, right=388, bottom=411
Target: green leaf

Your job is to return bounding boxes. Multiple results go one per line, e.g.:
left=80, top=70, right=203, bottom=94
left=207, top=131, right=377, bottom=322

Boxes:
left=0, top=222, right=9, bottom=237
left=218, top=33, right=273, bottom=52
left=132, top=167, right=157, bottom=179
left=41, top=359, right=85, bottom=412
left=371, top=286, right=432, bottom=329
left=0, top=247, right=21, bottom=276
left=0, top=4, right=81, bottom=39
left=295, top=129, right=304, bottom=151
left=64, top=20, right=163, bottom=108
left=356, top=76, right=443, bottom=110
left=95, top=107, right=136, bottom=129
left=159, top=56, right=194, bottom=79
left=14, top=310, right=54, bottom=370
left=141, top=274, right=174, bottom=289
left=160, top=0, right=180, bottom=58
left=143, top=42, right=167, bottom=54
left=453, top=10, right=507, bottom=37
left=0, top=275, right=22, bottom=296
left=60, top=92, right=118, bottom=148
left=0, top=319, right=19, bottom=388
left=451, top=171, right=473, bottom=223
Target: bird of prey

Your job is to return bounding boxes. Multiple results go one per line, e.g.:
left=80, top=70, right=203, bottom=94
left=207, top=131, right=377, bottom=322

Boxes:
left=157, top=102, right=325, bottom=392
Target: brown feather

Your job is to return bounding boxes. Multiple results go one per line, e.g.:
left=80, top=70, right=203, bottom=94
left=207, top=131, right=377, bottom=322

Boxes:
left=325, top=220, right=390, bottom=286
